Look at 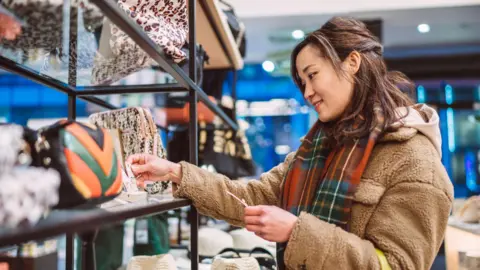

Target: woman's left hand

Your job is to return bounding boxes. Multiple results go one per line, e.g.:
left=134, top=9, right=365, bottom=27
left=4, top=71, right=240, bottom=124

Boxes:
left=244, top=205, right=298, bottom=243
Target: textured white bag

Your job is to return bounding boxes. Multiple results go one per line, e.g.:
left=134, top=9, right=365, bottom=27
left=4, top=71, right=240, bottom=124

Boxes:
left=211, top=256, right=260, bottom=270
left=229, top=229, right=276, bottom=253
left=0, top=167, right=60, bottom=228
left=190, top=227, right=234, bottom=258
left=127, top=254, right=177, bottom=270
left=456, top=196, right=480, bottom=223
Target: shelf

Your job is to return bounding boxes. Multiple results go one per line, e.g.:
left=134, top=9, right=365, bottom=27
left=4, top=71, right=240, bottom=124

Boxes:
left=0, top=0, right=238, bottom=130
left=0, top=195, right=191, bottom=247
left=0, top=0, right=232, bottom=268
left=0, top=0, right=244, bottom=76
left=76, top=84, right=187, bottom=96
left=197, top=0, right=244, bottom=70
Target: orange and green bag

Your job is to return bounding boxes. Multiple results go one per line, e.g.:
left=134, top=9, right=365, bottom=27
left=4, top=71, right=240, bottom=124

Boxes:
left=33, top=120, right=123, bottom=208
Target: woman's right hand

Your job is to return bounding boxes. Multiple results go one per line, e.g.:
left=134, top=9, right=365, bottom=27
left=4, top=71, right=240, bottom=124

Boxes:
left=126, top=154, right=182, bottom=186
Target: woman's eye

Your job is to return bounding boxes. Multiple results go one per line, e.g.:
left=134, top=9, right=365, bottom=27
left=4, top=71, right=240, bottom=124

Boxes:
left=308, top=72, right=317, bottom=80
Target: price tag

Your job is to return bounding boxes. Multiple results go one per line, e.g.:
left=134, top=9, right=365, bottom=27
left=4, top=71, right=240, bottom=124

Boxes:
left=135, top=219, right=149, bottom=244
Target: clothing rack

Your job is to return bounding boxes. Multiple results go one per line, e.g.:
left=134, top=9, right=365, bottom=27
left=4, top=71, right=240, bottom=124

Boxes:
left=0, top=0, right=243, bottom=269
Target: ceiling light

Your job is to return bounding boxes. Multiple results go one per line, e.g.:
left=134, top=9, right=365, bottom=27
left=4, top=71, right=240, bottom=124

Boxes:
left=292, top=30, right=305, bottom=40
left=262, top=61, right=275, bottom=73
left=445, top=84, right=453, bottom=105
left=275, top=145, right=291, bottom=155
left=417, top=85, right=426, bottom=103
left=417, top=24, right=430, bottom=33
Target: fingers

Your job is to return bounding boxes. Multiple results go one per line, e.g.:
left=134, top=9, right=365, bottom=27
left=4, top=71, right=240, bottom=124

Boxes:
left=244, top=215, right=263, bottom=225
left=131, top=164, right=150, bottom=176
left=255, top=232, right=266, bottom=239
left=244, top=206, right=264, bottom=217
left=126, top=154, right=146, bottom=165
left=136, top=180, right=145, bottom=189
left=136, top=173, right=171, bottom=182
left=245, top=224, right=263, bottom=233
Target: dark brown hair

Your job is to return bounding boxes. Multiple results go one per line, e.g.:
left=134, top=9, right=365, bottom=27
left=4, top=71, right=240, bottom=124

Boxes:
left=291, top=16, right=414, bottom=145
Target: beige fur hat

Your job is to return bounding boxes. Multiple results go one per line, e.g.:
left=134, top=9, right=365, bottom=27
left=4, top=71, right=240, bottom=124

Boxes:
left=126, top=254, right=177, bottom=270
left=211, top=257, right=260, bottom=270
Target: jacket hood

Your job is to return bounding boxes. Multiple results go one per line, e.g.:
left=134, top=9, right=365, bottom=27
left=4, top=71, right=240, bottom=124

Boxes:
left=385, top=104, right=442, bottom=158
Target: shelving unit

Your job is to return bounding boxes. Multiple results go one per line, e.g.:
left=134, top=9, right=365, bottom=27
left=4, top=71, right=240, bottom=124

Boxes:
left=0, top=0, right=243, bottom=269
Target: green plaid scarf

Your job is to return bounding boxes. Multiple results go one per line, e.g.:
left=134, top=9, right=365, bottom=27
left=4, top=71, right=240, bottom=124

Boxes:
left=277, top=107, right=385, bottom=269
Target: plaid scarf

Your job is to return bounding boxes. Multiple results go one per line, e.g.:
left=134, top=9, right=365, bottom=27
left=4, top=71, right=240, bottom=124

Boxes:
left=277, top=107, right=385, bottom=269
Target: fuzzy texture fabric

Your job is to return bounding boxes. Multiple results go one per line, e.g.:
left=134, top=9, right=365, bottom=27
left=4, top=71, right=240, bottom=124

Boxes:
left=280, top=112, right=384, bottom=227
left=277, top=107, right=385, bottom=270
left=174, top=125, right=453, bottom=270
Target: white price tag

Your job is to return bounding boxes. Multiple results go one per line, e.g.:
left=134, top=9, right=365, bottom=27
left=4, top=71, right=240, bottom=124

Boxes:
left=135, top=219, right=149, bottom=244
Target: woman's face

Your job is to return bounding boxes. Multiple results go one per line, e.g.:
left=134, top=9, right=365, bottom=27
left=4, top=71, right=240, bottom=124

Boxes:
left=296, top=44, right=358, bottom=123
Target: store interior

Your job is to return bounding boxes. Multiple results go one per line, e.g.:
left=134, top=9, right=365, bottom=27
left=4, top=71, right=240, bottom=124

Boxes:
left=0, top=0, right=479, bottom=269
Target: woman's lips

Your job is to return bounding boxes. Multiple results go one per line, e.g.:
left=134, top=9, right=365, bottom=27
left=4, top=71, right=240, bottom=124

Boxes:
left=313, top=100, right=323, bottom=110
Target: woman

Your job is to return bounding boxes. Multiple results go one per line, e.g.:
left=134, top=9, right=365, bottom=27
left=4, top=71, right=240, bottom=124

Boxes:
left=128, top=17, right=453, bottom=270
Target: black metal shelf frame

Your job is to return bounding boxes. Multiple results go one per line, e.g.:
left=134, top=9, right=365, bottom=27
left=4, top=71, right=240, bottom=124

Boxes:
left=0, top=198, right=192, bottom=248
left=0, top=0, right=240, bottom=269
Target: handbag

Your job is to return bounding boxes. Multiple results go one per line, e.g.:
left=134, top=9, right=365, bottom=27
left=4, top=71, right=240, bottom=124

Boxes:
left=199, top=124, right=256, bottom=179
left=455, top=196, right=480, bottom=223
left=113, top=0, right=188, bottom=62
left=88, top=107, right=169, bottom=194
left=154, top=43, right=209, bottom=85
left=0, top=167, right=60, bottom=228
left=126, top=254, right=177, bottom=270
left=33, top=120, right=123, bottom=209
left=155, top=95, right=217, bottom=127
left=166, top=99, right=256, bottom=179
left=0, top=124, right=36, bottom=174
left=0, top=0, right=103, bottom=51
left=219, top=0, right=246, bottom=57
left=91, top=19, right=151, bottom=85
left=201, top=69, right=229, bottom=100
left=211, top=250, right=260, bottom=270
left=92, top=24, right=204, bottom=86
left=249, top=248, right=277, bottom=270
left=199, top=100, right=256, bottom=179
left=0, top=124, right=61, bottom=228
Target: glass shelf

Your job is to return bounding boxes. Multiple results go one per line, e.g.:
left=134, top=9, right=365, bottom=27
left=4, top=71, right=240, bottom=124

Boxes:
left=0, top=0, right=182, bottom=87
left=0, top=0, right=238, bottom=129
left=0, top=195, right=191, bottom=247
left=0, top=0, right=243, bottom=88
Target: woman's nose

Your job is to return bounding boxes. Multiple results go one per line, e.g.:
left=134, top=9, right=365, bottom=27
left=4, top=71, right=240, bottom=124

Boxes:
left=304, top=84, right=314, bottom=101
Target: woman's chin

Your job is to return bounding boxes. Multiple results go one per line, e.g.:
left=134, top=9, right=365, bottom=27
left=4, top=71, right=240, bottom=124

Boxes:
left=317, top=112, right=331, bottom=123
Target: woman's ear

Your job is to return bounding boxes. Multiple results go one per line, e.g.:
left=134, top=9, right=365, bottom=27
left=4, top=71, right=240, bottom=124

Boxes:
left=344, top=51, right=361, bottom=75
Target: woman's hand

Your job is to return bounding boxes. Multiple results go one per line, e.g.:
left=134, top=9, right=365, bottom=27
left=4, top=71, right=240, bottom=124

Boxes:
left=126, top=154, right=182, bottom=186
left=244, top=205, right=298, bottom=243
left=0, top=14, right=21, bottom=41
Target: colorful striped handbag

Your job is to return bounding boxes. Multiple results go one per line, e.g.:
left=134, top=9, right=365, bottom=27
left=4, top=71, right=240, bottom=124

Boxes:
left=34, top=120, right=123, bottom=209
left=88, top=107, right=169, bottom=194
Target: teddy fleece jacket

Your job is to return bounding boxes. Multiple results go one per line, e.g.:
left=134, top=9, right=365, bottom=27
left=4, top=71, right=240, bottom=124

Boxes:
left=173, top=104, right=454, bottom=270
